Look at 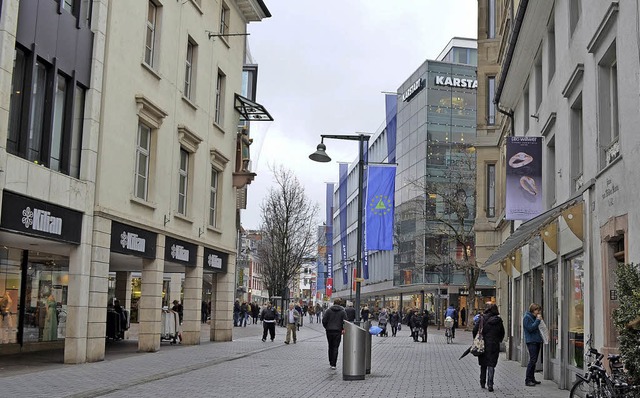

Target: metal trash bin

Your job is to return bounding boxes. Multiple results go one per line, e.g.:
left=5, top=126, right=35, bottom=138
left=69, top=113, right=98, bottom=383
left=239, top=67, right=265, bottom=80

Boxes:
left=363, top=320, right=372, bottom=374
left=342, top=321, right=366, bottom=380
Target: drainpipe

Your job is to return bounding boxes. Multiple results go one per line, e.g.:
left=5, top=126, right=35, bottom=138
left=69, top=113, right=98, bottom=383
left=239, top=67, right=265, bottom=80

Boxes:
left=492, top=0, right=529, bottom=360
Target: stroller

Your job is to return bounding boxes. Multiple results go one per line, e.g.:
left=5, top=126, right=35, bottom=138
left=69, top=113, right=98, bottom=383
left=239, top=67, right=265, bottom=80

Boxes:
left=377, top=311, right=389, bottom=337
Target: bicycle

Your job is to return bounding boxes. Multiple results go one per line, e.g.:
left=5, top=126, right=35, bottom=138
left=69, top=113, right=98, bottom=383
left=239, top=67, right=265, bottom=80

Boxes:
left=569, top=336, right=639, bottom=398
left=444, top=317, right=454, bottom=344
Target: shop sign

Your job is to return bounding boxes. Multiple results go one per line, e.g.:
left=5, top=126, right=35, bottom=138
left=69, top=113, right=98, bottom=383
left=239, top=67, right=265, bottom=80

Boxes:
left=110, top=221, right=157, bottom=259
left=0, top=190, right=82, bottom=244
left=204, top=247, right=227, bottom=273
left=401, top=78, right=424, bottom=102
left=434, top=75, right=478, bottom=89
left=164, top=236, right=197, bottom=266
left=459, top=288, right=483, bottom=296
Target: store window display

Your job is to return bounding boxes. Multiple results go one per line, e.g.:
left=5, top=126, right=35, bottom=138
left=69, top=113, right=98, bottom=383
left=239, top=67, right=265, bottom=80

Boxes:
left=568, top=255, right=585, bottom=368
left=0, top=248, right=69, bottom=344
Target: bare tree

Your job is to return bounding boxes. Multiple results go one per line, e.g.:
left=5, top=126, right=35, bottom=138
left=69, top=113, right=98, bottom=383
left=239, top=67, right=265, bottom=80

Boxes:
left=256, top=166, right=318, bottom=303
left=406, top=144, right=479, bottom=329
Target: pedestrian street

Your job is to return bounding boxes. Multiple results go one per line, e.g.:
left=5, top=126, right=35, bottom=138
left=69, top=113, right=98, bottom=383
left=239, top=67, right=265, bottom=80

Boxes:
left=0, top=321, right=570, bottom=398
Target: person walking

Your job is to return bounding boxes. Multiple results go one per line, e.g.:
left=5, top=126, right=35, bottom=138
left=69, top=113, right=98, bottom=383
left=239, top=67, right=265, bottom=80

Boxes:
left=322, top=299, right=347, bottom=370
left=360, top=305, right=370, bottom=323
left=473, top=304, right=505, bottom=392
left=523, top=303, right=544, bottom=387
left=295, top=303, right=303, bottom=329
left=460, top=306, right=467, bottom=327
left=315, top=303, right=323, bottom=323
left=252, top=302, right=260, bottom=325
left=389, top=309, right=400, bottom=337
left=284, top=303, right=301, bottom=344
left=260, top=302, right=278, bottom=342
left=345, top=301, right=356, bottom=322
left=377, top=308, right=389, bottom=337
left=233, top=299, right=240, bottom=327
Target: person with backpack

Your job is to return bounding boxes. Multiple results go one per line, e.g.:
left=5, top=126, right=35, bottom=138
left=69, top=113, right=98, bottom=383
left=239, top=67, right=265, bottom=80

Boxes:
left=260, top=302, right=278, bottom=342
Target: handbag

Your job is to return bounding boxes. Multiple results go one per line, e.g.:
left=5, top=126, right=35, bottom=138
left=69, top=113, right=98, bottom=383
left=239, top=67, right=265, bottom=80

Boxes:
left=470, top=316, right=485, bottom=356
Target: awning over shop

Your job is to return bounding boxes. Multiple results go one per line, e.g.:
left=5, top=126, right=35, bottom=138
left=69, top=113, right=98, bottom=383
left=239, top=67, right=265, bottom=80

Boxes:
left=234, top=93, right=273, bottom=121
left=483, top=190, right=585, bottom=268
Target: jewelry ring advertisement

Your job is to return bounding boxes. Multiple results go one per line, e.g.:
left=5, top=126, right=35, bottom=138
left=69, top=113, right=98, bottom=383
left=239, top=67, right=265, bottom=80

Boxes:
left=506, top=136, right=543, bottom=220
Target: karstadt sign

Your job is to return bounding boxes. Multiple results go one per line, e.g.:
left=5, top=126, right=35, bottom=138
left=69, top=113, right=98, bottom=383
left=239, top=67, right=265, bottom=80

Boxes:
left=435, top=75, right=478, bottom=89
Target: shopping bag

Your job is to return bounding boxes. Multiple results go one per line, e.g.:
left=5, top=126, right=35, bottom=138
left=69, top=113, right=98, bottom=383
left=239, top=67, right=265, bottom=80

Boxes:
left=539, top=318, right=549, bottom=344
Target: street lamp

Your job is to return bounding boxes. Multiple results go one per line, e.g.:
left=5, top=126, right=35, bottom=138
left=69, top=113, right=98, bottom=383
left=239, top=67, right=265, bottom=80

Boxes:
left=310, top=133, right=370, bottom=324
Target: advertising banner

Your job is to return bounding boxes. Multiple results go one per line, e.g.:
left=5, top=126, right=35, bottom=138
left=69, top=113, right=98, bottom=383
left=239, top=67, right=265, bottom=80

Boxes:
left=506, top=136, right=543, bottom=220
left=365, top=165, right=396, bottom=250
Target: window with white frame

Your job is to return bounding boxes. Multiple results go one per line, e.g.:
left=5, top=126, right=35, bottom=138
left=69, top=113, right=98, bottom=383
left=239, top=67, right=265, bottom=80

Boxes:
left=487, top=0, right=496, bottom=39
left=220, top=2, right=230, bottom=36
left=597, top=41, right=619, bottom=167
left=184, top=39, right=196, bottom=100
left=209, top=167, right=218, bottom=227
left=135, top=123, right=151, bottom=200
left=570, top=95, right=583, bottom=191
left=487, top=76, right=496, bottom=125
left=145, top=1, right=157, bottom=67
left=178, top=148, right=189, bottom=215
left=214, top=71, right=225, bottom=125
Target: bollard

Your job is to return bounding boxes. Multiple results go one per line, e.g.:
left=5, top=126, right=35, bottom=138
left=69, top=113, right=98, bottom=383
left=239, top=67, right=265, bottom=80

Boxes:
left=363, top=320, right=372, bottom=374
left=342, top=321, right=366, bottom=380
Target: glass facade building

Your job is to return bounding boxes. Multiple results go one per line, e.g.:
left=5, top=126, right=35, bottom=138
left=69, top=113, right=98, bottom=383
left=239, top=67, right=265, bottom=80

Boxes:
left=326, top=39, right=495, bottom=316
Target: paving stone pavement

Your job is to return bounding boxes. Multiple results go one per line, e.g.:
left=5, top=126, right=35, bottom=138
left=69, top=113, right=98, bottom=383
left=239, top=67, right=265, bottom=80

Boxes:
left=0, top=321, right=570, bottom=398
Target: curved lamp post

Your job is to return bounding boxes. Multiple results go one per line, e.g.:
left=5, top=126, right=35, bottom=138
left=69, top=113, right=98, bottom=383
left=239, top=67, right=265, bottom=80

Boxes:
left=310, top=133, right=370, bottom=324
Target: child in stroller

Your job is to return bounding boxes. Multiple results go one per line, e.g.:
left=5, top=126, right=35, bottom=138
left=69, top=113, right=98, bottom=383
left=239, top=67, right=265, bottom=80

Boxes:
left=377, top=308, right=389, bottom=337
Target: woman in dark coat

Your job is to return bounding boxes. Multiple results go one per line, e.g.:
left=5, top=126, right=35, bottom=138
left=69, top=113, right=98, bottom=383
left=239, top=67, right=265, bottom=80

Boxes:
left=473, top=304, right=505, bottom=392
left=389, top=310, right=400, bottom=337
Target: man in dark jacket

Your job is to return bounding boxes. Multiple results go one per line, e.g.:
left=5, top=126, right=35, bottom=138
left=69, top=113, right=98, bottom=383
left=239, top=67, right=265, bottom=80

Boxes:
left=473, top=304, right=505, bottom=392
left=322, top=299, right=348, bottom=369
left=260, top=302, right=278, bottom=342
left=345, top=301, right=356, bottom=322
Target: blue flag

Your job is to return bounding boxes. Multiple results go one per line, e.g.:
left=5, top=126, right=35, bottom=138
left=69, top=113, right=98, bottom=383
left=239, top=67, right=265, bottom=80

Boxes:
left=365, top=165, right=396, bottom=251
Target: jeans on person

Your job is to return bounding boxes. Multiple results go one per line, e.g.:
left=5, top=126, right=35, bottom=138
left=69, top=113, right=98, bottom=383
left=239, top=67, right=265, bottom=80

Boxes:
left=526, top=342, right=541, bottom=382
left=326, top=330, right=342, bottom=367
left=480, top=365, right=495, bottom=387
left=233, top=312, right=239, bottom=327
left=391, top=325, right=398, bottom=336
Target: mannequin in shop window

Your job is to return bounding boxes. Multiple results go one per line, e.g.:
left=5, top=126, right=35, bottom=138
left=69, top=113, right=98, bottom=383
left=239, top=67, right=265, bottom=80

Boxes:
left=0, top=294, right=13, bottom=343
left=43, top=294, right=58, bottom=341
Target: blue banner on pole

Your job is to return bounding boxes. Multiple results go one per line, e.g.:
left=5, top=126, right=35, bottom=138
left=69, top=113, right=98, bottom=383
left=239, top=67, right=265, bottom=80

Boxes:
left=365, top=165, right=396, bottom=251
left=339, top=163, right=349, bottom=285
left=325, top=182, right=334, bottom=283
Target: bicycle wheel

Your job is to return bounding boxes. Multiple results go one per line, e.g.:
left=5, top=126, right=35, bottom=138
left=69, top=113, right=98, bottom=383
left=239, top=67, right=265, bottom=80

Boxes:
left=569, top=378, right=596, bottom=398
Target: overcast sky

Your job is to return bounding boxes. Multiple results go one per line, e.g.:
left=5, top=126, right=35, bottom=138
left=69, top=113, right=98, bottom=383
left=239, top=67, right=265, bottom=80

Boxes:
left=242, top=1, right=478, bottom=229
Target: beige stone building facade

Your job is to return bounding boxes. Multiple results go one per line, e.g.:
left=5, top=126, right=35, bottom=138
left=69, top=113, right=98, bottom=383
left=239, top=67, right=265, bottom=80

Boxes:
left=0, top=0, right=270, bottom=364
